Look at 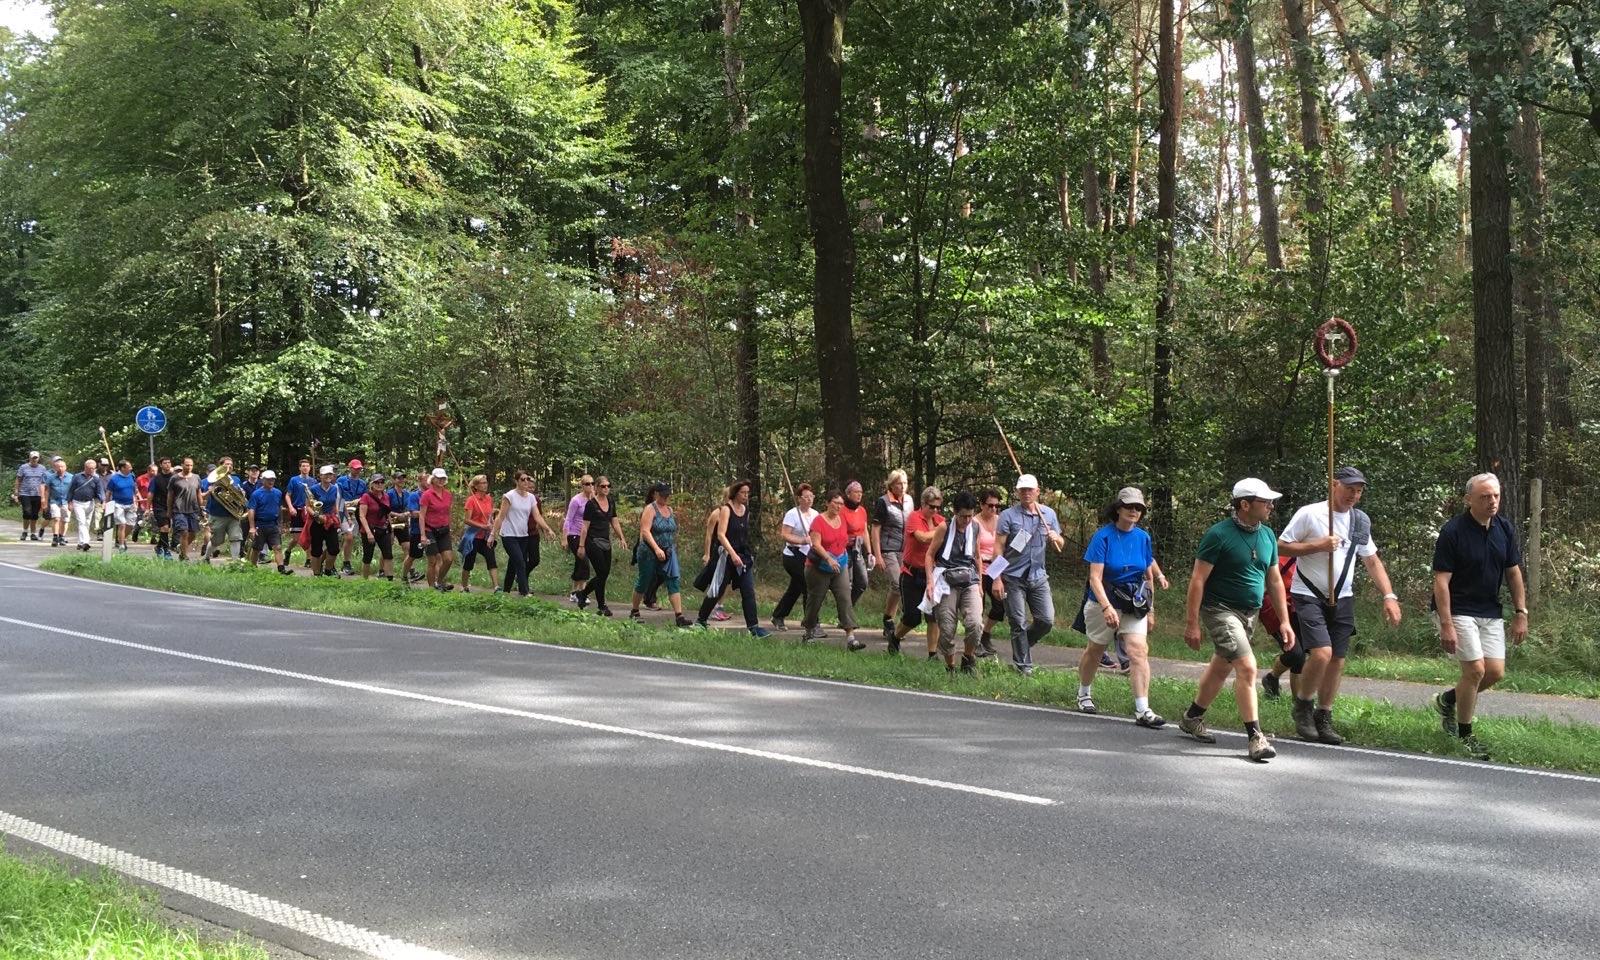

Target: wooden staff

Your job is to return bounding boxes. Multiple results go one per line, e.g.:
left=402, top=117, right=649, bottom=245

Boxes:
left=770, top=441, right=798, bottom=503
left=97, top=426, right=115, bottom=465
left=993, top=416, right=1023, bottom=476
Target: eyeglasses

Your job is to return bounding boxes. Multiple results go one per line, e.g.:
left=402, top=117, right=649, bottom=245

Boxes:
left=929, top=500, right=943, bottom=507
left=582, top=481, right=594, bottom=486
left=598, top=483, right=611, bottom=489
left=984, top=502, right=1000, bottom=509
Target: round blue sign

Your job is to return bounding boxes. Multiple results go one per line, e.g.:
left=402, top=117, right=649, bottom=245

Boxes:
left=135, top=405, right=167, bottom=435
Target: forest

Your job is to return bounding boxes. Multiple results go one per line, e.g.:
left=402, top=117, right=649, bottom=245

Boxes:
left=1, top=0, right=1597, bottom=579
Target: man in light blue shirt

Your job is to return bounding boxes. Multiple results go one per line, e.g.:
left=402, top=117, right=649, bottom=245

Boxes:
left=103, top=460, right=139, bottom=552
left=992, top=474, right=1065, bottom=675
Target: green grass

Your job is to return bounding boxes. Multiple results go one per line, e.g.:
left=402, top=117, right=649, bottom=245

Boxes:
left=40, top=554, right=1600, bottom=776
left=0, top=843, right=266, bottom=960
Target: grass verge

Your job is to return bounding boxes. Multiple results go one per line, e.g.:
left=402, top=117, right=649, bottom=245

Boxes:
left=0, top=842, right=265, bottom=960
left=38, top=554, right=1600, bottom=776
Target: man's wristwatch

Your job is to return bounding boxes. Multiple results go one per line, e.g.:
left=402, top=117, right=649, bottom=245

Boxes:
left=1515, top=608, right=1529, bottom=615
left=1382, top=592, right=1399, bottom=601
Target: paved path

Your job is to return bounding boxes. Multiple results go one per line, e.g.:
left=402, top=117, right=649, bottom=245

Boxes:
left=6, top=517, right=1596, bottom=726
left=1, top=562, right=1597, bottom=960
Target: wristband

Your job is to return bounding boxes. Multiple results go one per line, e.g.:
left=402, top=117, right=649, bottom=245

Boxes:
left=1515, top=608, right=1529, bottom=615
left=1382, top=592, right=1398, bottom=601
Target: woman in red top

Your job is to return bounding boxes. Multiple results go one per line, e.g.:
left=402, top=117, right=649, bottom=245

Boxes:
left=357, top=475, right=396, bottom=580
left=418, top=468, right=455, bottom=590
left=842, top=480, right=870, bottom=605
left=459, top=474, right=499, bottom=593
left=801, top=490, right=862, bottom=650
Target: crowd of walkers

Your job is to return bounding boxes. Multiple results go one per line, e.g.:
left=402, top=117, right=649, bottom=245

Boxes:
left=13, top=449, right=1528, bottom=763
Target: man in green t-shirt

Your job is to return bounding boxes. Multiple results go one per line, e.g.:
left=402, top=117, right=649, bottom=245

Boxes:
left=1180, top=478, right=1297, bottom=762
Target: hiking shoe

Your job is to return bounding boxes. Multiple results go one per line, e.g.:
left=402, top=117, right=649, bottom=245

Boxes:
left=1460, top=734, right=1490, bottom=760
left=808, top=626, right=829, bottom=640
left=749, top=627, right=772, bottom=639
left=675, top=615, right=694, bottom=628
left=882, top=620, right=895, bottom=642
left=770, top=617, right=786, bottom=632
left=960, top=655, right=976, bottom=675
left=1313, top=709, right=1344, bottom=746
left=927, top=652, right=938, bottom=661
left=886, top=637, right=901, bottom=655
left=628, top=609, right=643, bottom=621
left=1261, top=672, right=1282, bottom=700
left=846, top=636, right=866, bottom=652
left=597, top=606, right=614, bottom=617
left=1433, top=691, right=1458, bottom=736
left=1292, top=699, right=1319, bottom=741
left=1076, top=694, right=1099, bottom=715
left=1248, top=731, right=1277, bottom=761
left=1179, top=715, right=1216, bottom=743
left=975, top=635, right=996, bottom=658
left=1135, top=709, right=1167, bottom=729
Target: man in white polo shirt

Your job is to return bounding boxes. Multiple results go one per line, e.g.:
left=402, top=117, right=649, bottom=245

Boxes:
left=1267, top=466, right=1402, bottom=745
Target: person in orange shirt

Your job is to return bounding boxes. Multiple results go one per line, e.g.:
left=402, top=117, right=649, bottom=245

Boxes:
left=460, top=474, right=500, bottom=592
left=889, top=486, right=945, bottom=658
left=842, top=480, right=871, bottom=605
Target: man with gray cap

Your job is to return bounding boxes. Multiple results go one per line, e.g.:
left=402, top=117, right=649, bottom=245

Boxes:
left=12, top=451, right=50, bottom=541
left=992, top=474, right=1066, bottom=675
left=1180, top=478, right=1296, bottom=761
left=1262, top=466, right=1402, bottom=745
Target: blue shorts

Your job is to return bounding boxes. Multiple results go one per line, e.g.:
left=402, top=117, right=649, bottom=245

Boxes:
left=173, top=512, right=202, bottom=533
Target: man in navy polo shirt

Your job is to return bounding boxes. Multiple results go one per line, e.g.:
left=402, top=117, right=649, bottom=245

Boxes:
left=1431, top=472, right=1529, bottom=760
left=336, top=458, right=368, bottom=575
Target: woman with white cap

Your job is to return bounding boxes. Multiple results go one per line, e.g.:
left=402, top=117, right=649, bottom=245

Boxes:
left=1073, top=486, right=1169, bottom=727
left=418, top=467, right=456, bottom=590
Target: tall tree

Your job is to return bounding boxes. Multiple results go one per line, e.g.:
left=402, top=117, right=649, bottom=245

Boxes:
left=1151, top=0, right=1179, bottom=541
left=1229, top=0, right=1284, bottom=271
left=1467, top=0, right=1523, bottom=527
left=798, top=0, right=864, bottom=483
left=1282, top=0, right=1327, bottom=302
left=723, top=0, right=762, bottom=528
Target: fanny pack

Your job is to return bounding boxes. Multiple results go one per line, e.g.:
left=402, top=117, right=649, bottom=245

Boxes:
left=1109, top=581, right=1151, bottom=615
left=943, top=567, right=977, bottom=589
left=589, top=536, right=612, bottom=553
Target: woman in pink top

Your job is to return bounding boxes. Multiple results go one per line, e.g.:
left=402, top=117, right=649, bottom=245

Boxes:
left=418, top=468, right=456, bottom=591
left=564, top=474, right=593, bottom=601
left=976, top=487, right=1003, bottom=658
left=459, top=474, right=498, bottom=593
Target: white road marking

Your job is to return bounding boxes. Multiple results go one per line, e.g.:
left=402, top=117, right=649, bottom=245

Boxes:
left=6, top=562, right=1599, bottom=786
left=0, top=807, right=462, bottom=960
left=0, top=614, right=1057, bottom=805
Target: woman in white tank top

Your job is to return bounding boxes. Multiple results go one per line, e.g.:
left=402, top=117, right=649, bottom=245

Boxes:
left=491, top=472, right=557, bottom=596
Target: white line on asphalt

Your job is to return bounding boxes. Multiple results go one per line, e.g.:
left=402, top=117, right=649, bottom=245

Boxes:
left=0, top=807, right=462, bottom=960
left=0, top=614, right=1057, bottom=805
left=6, top=562, right=1599, bottom=786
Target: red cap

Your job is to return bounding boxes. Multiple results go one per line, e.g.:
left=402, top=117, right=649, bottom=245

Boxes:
left=348, top=458, right=364, bottom=470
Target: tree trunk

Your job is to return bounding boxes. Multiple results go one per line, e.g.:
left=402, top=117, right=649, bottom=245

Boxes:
left=1125, top=0, right=1147, bottom=276
left=1229, top=0, right=1284, bottom=271
left=1084, top=154, right=1111, bottom=385
left=723, top=0, right=763, bottom=532
left=1282, top=0, right=1326, bottom=306
left=798, top=0, right=864, bottom=484
left=1514, top=99, right=1547, bottom=482
left=1151, top=0, right=1179, bottom=544
left=1467, top=2, right=1523, bottom=529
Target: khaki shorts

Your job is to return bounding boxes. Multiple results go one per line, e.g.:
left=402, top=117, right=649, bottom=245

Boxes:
left=1082, top=600, right=1149, bottom=648
left=1201, top=605, right=1258, bottom=662
left=882, top=551, right=903, bottom=593
left=1432, top=612, right=1506, bottom=661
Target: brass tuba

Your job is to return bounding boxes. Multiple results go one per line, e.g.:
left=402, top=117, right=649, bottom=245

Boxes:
left=206, top=468, right=248, bottom=520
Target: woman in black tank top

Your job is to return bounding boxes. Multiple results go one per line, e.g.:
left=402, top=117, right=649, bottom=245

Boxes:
left=695, top=480, right=767, bottom=636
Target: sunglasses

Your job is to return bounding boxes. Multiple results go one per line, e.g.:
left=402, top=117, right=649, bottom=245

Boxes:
left=598, top=483, right=611, bottom=489
left=582, top=481, right=595, bottom=486
left=984, top=502, right=1000, bottom=509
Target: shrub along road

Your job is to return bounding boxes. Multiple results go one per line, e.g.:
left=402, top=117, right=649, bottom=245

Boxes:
left=1, top=562, right=1598, bottom=960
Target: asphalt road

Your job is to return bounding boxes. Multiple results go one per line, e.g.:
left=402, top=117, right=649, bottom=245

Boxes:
left=2, top=563, right=1597, bottom=960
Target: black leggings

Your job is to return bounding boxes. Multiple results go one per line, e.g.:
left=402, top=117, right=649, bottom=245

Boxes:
left=699, top=553, right=759, bottom=628
left=568, top=534, right=590, bottom=581
left=772, top=551, right=808, bottom=620
left=501, top=535, right=539, bottom=595
left=309, top=523, right=340, bottom=558
left=362, top=529, right=393, bottom=565
left=579, top=546, right=613, bottom=607
left=462, top=534, right=498, bottom=573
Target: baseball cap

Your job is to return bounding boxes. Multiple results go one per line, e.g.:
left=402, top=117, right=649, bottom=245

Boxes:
left=1015, top=474, right=1039, bottom=491
left=371, top=473, right=387, bottom=483
left=319, top=464, right=335, bottom=475
left=27, top=450, right=39, bottom=458
left=261, top=469, right=276, bottom=480
left=1333, top=466, right=1367, bottom=486
left=1231, top=477, right=1283, bottom=501
left=1115, top=486, right=1147, bottom=508
left=431, top=467, right=448, bottom=480
left=51, top=456, right=63, bottom=463
left=348, top=458, right=363, bottom=469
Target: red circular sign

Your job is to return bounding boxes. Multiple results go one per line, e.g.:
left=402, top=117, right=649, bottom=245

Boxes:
left=1315, top=317, right=1358, bottom=369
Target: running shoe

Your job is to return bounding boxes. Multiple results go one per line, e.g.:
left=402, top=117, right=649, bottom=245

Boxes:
left=960, top=655, right=976, bottom=675
left=1099, top=652, right=1117, bottom=670
left=629, top=609, right=643, bottom=621
left=749, top=627, right=771, bottom=639
left=975, top=635, right=996, bottom=658
left=597, top=606, right=614, bottom=617
left=674, top=615, right=694, bottom=628
left=770, top=617, right=786, bottom=632
left=1076, top=694, right=1098, bottom=715
left=1433, top=691, right=1458, bottom=736
left=1116, top=660, right=1132, bottom=674
left=1135, top=710, right=1167, bottom=729
left=886, top=636, right=901, bottom=655
left=1248, top=731, right=1277, bottom=761
left=1261, top=672, right=1281, bottom=699
left=712, top=609, right=731, bottom=622
left=1178, top=715, right=1216, bottom=743
left=846, top=636, right=866, bottom=652
left=1460, top=734, right=1490, bottom=760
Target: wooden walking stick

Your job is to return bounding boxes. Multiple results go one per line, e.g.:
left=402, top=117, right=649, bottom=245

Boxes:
left=1315, top=318, right=1359, bottom=603
left=770, top=441, right=798, bottom=504
left=993, top=417, right=1024, bottom=477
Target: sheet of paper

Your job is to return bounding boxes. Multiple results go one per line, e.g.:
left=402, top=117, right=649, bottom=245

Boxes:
left=1008, top=529, right=1031, bottom=553
left=985, top=555, right=1009, bottom=580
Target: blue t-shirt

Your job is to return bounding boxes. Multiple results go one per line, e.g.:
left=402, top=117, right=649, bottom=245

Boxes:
left=337, top=475, right=368, bottom=504
left=405, top=490, right=422, bottom=536
left=201, top=474, right=242, bottom=517
left=248, top=487, right=283, bottom=525
left=1083, top=523, right=1154, bottom=586
left=310, top=481, right=342, bottom=519
left=45, top=472, right=73, bottom=504
left=286, top=475, right=311, bottom=509
left=105, top=472, right=138, bottom=505
left=15, top=462, right=50, bottom=496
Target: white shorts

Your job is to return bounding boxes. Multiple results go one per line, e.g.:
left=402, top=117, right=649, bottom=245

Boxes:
left=340, top=517, right=358, bottom=536
left=49, top=502, right=67, bottom=521
left=1082, top=599, right=1148, bottom=648
left=110, top=503, right=137, bottom=525
left=1436, top=613, right=1506, bottom=661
